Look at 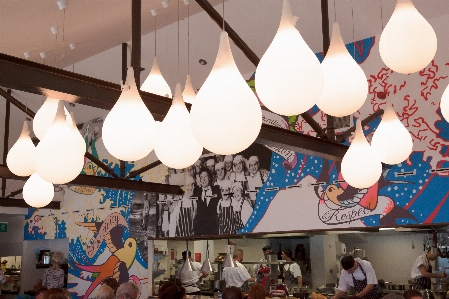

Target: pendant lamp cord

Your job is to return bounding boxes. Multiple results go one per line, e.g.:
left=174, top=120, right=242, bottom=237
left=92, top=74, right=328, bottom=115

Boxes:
left=55, top=33, right=58, bottom=67
left=351, top=0, right=355, bottom=60
left=380, top=0, right=384, bottom=31
left=187, top=3, right=190, bottom=74
left=333, top=0, right=336, bottom=23
left=62, top=9, right=65, bottom=68
left=379, top=0, right=388, bottom=84
left=155, top=15, right=157, bottom=56
left=222, top=0, right=225, bottom=31
left=178, top=0, right=180, bottom=81
left=166, top=12, right=168, bottom=75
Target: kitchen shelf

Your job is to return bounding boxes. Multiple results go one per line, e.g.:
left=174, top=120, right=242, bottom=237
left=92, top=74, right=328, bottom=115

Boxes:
left=154, top=254, right=167, bottom=262
left=36, top=263, right=68, bottom=269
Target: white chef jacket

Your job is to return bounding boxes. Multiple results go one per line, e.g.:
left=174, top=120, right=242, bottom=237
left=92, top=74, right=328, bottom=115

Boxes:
left=338, top=258, right=378, bottom=292
left=284, top=263, right=302, bottom=278
left=223, top=261, right=251, bottom=287
left=411, top=254, right=429, bottom=279
left=176, top=261, right=203, bottom=293
left=0, top=270, right=6, bottom=295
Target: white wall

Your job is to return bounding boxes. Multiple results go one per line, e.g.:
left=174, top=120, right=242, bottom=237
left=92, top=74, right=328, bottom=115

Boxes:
left=0, top=214, right=25, bottom=257
left=342, top=233, right=425, bottom=284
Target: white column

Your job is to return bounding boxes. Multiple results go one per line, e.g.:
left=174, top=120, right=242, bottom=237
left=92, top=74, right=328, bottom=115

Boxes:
left=310, top=235, right=338, bottom=290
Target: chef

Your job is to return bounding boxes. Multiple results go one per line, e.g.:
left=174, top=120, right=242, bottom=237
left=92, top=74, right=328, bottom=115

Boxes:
left=223, top=249, right=255, bottom=289
left=281, top=249, right=302, bottom=288
left=411, top=249, right=446, bottom=289
left=332, top=255, right=383, bottom=299
left=177, top=250, right=209, bottom=295
left=252, top=245, right=272, bottom=279
left=246, top=156, right=268, bottom=207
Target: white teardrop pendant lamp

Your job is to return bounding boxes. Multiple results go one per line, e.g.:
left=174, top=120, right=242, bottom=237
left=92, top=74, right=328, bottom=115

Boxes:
left=155, top=83, right=203, bottom=169
left=440, top=83, right=449, bottom=122
left=379, top=0, right=437, bottom=74
left=35, top=101, right=85, bottom=184
left=255, top=0, right=323, bottom=116
left=183, top=75, right=196, bottom=104
left=316, top=23, right=368, bottom=117
left=371, top=98, right=413, bottom=164
left=33, top=97, right=73, bottom=140
left=141, top=57, right=173, bottom=98
left=6, top=121, right=36, bottom=176
left=341, top=120, right=382, bottom=189
left=69, top=112, right=87, bottom=157
left=103, top=67, right=157, bottom=161
left=23, top=172, right=54, bottom=208
left=190, top=31, right=262, bottom=155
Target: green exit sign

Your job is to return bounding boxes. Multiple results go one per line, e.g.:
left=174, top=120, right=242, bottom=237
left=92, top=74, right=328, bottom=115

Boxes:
left=0, top=222, right=7, bottom=232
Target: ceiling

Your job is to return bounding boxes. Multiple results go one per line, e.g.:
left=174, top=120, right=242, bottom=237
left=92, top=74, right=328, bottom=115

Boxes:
left=1, top=0, right=449, bottom=202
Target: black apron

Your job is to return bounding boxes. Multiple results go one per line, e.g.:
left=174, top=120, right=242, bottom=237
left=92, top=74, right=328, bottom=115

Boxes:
left=351, top=262, right=383, bottom=299
left=413, top=261, right=432, bottom=289
left=284, top=264, right=297, bottom=285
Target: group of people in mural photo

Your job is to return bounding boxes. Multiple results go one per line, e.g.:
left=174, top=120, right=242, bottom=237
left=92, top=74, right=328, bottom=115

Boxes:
left=157, top=146, right=272, bottom=237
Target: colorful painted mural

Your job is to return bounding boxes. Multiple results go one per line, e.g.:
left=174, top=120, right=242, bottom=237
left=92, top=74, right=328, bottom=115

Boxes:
left=22, top=29, right=449, bottom=298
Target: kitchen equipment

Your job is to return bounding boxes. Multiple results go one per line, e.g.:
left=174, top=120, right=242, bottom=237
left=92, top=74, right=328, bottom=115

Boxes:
left=387, top=284, right=396, bottom=290
left=394, top=284, right=406, bottom=290
left=351, top=247, right=365, bottom=259
left=293, top=290, right=309, bottom=299
left=212, top=280, right=225, bottom=291
left=433, top=283, right=448, bottom=292
left=42, top=252, right=51, bottom=264
left=432, top=291, right=447, bottom=299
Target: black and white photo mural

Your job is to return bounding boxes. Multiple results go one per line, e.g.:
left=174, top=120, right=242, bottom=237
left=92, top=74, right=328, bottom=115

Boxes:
left=155, top=143, right=272, bottom=237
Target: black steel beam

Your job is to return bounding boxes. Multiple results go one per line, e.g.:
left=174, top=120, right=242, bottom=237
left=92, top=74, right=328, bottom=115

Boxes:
left=126, top=160, right=163, bottom=179
left=320, top=0, right=336, bottom=141
left=321, top=0, right=330, bottom=56
left=120, top=160, right=126, bottom=178
left=0, top=53, right=172, bottom=121
left=0, top=197, right=60, bottom=209
left=300, top=112, right=328, bottom=139
left=0, top=164, right=184, bottom=195
left=0, top=88, right=35, bottom=119
left=6, top=188, right=22, bottom=198
left=257, top=124, right=348, bottom=162
left=0, top=51, right=346, bottom=161
left=131, top=0, right=142, bottom=87
left=122, top=43, right=128, bottom=84
left=1, top=90, right=10, bottom=197
left=195, top=0, right=260, bottom=67
left=337, top=109, right=385, bottom=142
left=84, top=152, right=120, bottom=178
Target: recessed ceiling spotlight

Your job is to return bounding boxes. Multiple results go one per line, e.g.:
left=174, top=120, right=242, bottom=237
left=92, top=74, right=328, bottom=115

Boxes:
left=69, top=43, right=76, bottom=50
left=151, top=9, right=158, bottom=17
left=24, top=52, right=31, bottom=59
left=40, top=52, right=47, bottom=59
left=56, top=0, right=67, bottom=10
left=199, top=59, right=207, bottom=65
left=69, top=103, right=75, bottom=107
left=50, top=26, right=59, bottom=35
left=183, top=0, right=190, bottom=5
left=162, top=0, right=170, bottom=8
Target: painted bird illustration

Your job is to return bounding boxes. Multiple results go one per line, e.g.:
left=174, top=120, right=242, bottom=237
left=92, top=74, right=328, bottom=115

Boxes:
left=76, top=221, right=137, bottom=299
left=315, top=159, right=418, bottom=225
